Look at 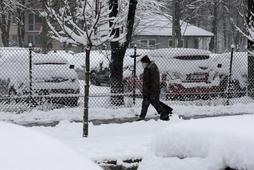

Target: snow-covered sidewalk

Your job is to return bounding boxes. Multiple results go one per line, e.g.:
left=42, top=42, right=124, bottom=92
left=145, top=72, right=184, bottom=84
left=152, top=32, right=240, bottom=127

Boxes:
left=0, top=101, right=254, bottom=125
left=32, top=115, right=181, bottom=162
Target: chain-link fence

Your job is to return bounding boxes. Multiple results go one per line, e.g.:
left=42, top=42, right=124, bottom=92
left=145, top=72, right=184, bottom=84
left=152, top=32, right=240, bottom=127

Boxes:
left=0, top=47, right=251, bottom=113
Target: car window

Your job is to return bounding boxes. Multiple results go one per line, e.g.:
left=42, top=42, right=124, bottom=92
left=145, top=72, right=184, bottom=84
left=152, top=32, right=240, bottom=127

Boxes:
left=174, top=55, right=210, bottom=60
left=34, top=63, right=67, bottom=65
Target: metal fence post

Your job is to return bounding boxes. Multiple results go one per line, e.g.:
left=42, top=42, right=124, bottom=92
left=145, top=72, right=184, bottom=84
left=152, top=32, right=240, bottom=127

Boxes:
left=133, top=45, right=137, bottom=105
left=226, top=44, right=235, bottom=105
left=28, top=43, right=33, bottom=97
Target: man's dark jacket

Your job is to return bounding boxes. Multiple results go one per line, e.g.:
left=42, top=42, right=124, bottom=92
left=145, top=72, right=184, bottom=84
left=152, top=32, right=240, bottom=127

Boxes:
left=143, top=62, right=160, bottom=99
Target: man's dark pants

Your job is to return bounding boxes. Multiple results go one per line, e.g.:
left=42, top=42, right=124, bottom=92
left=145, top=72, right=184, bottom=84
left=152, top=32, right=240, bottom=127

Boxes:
left=140, top=97, right=172, bottom=119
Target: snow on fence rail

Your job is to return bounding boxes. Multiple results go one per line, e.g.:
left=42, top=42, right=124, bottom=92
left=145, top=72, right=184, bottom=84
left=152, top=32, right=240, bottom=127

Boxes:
left=0, top=47, right=251, bottom=112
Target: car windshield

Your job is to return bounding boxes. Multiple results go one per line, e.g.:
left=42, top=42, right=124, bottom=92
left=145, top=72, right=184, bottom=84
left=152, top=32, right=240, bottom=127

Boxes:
left=34, top=63, right=67, bottom=65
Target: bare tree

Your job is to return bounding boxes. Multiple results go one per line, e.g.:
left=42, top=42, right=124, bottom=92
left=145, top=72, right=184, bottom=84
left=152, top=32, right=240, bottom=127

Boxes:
left=45, top=0, right=126, bottom=137
left=0, top=0, right=22, bottom=47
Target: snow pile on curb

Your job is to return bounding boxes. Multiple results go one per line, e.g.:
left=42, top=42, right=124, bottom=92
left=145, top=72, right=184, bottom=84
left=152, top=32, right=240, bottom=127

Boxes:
left=0, top=122, right=102, bottom=170
left=139, top=115, right=254, bottom=170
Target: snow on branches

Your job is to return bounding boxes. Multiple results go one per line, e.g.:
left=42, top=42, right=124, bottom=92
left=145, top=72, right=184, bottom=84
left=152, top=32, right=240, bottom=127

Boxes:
left=0, top=0, right=23, bottom=14
left=45, top=0, right=128, bottom=47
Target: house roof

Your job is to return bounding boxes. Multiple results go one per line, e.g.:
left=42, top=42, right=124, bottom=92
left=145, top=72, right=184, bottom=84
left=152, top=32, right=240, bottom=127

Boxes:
left=135, top=14, right=214, bottom=37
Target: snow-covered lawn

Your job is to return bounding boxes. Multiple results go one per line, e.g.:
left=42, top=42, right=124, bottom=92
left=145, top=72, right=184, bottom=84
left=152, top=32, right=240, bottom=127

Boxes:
left=139, top=115, right=254, bottom=170
left=0, top=122, right=102, bottom=170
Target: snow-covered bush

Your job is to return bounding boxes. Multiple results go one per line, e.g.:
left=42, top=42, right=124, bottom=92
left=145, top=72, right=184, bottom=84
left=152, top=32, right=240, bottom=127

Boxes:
left=139, top=115, right=254, bottom=170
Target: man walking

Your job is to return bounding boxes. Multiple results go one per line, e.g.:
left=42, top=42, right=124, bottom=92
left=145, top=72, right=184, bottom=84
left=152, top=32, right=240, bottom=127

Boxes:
left=137, top=55, right=173, bottom=121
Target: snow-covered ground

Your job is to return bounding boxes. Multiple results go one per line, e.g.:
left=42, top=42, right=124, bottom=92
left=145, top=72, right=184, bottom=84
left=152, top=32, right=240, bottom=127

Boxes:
left=28, top=114, right=254, bottom=170
left=31, top=116, right=181, bottom=162
left=0, top=122, right=102, bottom=170
left=139, top=115, right=254, bottom=170
left=0, top=99, right=254, bottom=125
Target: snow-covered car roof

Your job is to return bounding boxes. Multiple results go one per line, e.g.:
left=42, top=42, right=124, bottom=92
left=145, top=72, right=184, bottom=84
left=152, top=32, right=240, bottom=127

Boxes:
left=0, top=48, right=70, bottom=65
left=71, top=49, right=150, bottom=70
left=0, top=122, right=102, bottom=170
left=139, top=115, right=254, bottom=170
left=33, top=53, right=69, bottom=64
left=124, top=48, right=211, bottom=77
left=146, top=48, right=211, bottom=59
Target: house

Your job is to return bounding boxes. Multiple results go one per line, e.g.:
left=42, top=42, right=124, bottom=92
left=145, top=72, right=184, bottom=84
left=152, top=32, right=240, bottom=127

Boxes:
left=132, top=14, right=213, bottom=50
left=1, top=5, right=213, bottom=51
left=0, top=1, right=44, bottom=48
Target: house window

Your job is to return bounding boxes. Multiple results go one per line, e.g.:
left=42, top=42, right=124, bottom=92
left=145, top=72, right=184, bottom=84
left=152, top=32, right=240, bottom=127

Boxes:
left=11, top=15, right=16, bottom=23
left=139, top=39, right=156, bottom=48
left=169, top=39, right=184, bottom=47
left=140, top=40, right=148, bottom=48
left=28, top=14, right=34, bottom=31
left=28, top=13, right=42, bottom=31
left=148, top=40, right=156, bottom=48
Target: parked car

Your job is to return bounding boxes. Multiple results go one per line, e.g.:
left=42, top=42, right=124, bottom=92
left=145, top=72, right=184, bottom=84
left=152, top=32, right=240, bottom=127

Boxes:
left=123, top=48, right=247, bottom=100
left=0, top=48, right=80, bottom=106
left=91, top=68, right=110, bottom=86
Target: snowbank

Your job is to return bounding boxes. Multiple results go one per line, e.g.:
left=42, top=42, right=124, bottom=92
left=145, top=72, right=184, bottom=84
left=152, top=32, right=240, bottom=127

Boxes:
left=139, top=115, right=254, bottom=170
left=0, top=122, right=102, bottom=170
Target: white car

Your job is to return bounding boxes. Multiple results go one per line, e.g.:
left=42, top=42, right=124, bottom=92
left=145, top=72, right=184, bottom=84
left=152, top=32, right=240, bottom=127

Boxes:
left=138, top=115, right=254, bottom=170
left=0, top=48, right=80, bottom=106
left=0, top=121, right=102, bottom=170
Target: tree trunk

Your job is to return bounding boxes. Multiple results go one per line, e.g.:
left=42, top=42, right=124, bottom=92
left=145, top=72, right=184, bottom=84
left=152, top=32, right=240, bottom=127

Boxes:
left=209, top=1, right=218, bottom=52
left=109, top=0, right=137, bottom=106
left=41, top=0, right=49, bottom=54
left=174, top=1, right=182, bottom=48
left=171, top=0, right=176, bottom=48
left=110, top=42, right=125, bottom=105
left=248, top=0, right=254, bottom=97
left=17, top=0, right=25, bottom=47
left=0, top=14, right=10, bottom=47
left=83, top=46, right=91, bottom=137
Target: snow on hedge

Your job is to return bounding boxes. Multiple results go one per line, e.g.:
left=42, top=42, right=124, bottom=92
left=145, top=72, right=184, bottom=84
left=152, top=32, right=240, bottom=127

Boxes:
left=139, top=115, right=254, bottom=170
left=0, top=122, right=102, bottom=170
